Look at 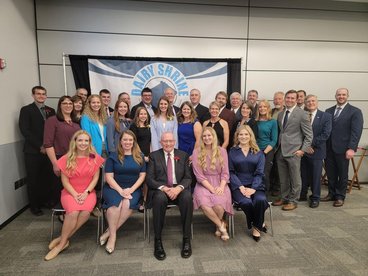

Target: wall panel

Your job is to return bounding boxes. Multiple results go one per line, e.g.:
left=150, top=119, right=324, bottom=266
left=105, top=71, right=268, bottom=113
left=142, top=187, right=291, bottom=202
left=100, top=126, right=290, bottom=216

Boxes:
left=39, top=65, right=75, bottom=97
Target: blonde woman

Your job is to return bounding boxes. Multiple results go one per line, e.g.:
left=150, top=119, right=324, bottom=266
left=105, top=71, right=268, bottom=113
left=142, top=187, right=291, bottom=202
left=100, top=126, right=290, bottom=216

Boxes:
left=81, top=94, right=107, bottom=156
left=45, top=130, right=104, bottom=260
left=203, top=101, right=229, bottom=149
left=192, top=127, right=233, bottom=241
left=100, top=130, right=146, bottom=254
left=150, top=96, right=178, bottom=151
left=229, top=125, right=268, bottom=242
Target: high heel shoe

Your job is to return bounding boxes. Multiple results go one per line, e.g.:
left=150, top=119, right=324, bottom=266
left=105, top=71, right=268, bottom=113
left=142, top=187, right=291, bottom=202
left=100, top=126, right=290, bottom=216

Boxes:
left=105, top=240, right=115, bottom=254
left=252, top=227, right=261, bottom=242
left=44, top=240, right=69, bottom=261
left=261, top=224, right=268, bottom=233
left=99, top=230, right=109, bottom=246
left=48, top=237, right=61, bottom=250
left=219, top=220, right=229, bottom=241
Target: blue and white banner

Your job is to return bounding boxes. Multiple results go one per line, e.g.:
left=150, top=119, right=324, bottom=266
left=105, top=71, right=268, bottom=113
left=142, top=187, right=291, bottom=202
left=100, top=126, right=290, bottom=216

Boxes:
left=88, top=59, right=228, bottom=108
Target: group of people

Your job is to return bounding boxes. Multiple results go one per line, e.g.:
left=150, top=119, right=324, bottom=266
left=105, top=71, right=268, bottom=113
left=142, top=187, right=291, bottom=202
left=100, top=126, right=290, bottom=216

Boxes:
left=18, top=85, right=363, bottom=261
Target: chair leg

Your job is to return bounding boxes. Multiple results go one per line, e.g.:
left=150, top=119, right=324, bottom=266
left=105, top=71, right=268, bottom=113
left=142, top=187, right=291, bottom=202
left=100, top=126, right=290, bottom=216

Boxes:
left=268, top=203, right=274, bottom=237
left=50, top=210, right=55, bottom=241
left=191, top=222, right=194, bottom=240
left=147, top=209, right=151, bottom=243
left=143, top=207, right=146, bottom=240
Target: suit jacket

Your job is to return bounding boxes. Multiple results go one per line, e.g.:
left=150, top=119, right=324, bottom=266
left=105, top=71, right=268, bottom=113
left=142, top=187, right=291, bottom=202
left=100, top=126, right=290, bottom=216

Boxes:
left=130, top=101, right=157, bottom=119
left=305, top=110, right=332, bottom=160
left=234, top=108, right=242, bottom=121
left=326, top=103, right=363, bottom=154
left=146, top=149, right=192, bottom=206
left=219, top=107, right=235, bottom=130
left=19, top=102, right=55, bottom=154
left=277, top=106, right=313, bottom=157
left=194, top=103, right=210, bottom=124
left=173, top=105, right=180, bottom=114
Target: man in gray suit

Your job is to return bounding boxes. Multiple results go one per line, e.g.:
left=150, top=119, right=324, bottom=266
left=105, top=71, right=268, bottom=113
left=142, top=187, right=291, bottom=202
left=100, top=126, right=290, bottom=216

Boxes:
left=272, top=90, right=313, bottom=211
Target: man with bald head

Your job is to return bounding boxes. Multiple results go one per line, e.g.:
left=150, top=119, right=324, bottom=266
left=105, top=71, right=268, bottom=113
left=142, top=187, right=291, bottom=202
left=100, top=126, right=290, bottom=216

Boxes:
left=147, top=132, right=193, bottom=260
left=190, top=88, right=210, bottom=124
left=322, top=88, right=363, bottom=207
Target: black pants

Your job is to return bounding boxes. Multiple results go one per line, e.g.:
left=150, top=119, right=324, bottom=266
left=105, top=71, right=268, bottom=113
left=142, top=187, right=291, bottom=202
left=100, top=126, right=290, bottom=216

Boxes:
left=152, top=189, right=193, bottom=240
left=24, top=153, right=53, bottom=209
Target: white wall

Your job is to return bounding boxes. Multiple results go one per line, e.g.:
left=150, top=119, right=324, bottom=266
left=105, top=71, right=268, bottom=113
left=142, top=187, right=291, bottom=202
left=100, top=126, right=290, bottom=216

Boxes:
left=0, top=0, right=39, bottom=224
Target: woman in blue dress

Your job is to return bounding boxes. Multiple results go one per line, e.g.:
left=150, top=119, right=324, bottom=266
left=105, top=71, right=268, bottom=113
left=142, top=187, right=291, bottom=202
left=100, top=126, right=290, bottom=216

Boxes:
left=229, top=125, right=269, bottom=242
left=150, top=96, right=178, bottom=151
left=106, top=99, right=131, bottom=153
left=100, top=130, right=146, bottom=254
left=177, top=101, right=202, bottom=156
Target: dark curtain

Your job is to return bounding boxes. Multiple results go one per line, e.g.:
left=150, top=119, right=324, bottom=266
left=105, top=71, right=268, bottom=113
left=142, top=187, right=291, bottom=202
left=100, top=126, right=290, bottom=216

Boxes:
left=69, top=55, right=241, bottom=98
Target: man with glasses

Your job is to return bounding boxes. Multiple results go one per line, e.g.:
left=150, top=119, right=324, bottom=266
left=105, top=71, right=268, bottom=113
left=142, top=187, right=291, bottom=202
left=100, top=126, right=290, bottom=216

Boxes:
left=130, top=87, right=157, bottom=118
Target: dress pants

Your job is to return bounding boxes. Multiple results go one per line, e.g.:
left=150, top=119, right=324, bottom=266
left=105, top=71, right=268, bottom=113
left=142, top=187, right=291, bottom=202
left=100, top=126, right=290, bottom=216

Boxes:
left=24, top=153, right=52, bottom=209
left=232, top=190, right=268, bottom=230
left=301, top=156, right=323, bottom=201
left=276, top=151, right=302, bottom=203
left=152, top=189, right=193, bottom=239
left=325, top=151, right=349, bottom=200
left=263, top=149, right=275, bottom=193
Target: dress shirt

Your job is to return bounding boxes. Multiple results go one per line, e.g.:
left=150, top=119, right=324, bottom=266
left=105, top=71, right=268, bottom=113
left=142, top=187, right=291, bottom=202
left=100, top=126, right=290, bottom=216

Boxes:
left=309, top=109, right=317, bottom=125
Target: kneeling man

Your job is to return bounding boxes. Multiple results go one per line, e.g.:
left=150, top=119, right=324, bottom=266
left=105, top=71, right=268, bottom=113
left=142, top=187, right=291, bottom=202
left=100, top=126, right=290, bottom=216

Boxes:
left=147, top=132, right=193, bottom=260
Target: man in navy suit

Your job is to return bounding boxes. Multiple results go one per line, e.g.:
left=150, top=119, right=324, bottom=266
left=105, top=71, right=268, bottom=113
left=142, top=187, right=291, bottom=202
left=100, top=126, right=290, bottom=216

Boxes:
left=322, top=88, right=363, bottom=207
left=147, top=132, right=193, bottom=260
left=300, top=95, right=332, bottom=208
left=19, top=86, right=55, bottom=216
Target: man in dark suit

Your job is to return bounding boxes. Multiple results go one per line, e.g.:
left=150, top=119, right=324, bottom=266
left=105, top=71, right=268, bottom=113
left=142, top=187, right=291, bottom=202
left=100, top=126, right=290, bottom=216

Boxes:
left=216, top=91, right=235, bottom=129
left=273, top=90, right=313, bottom=211
left=247, top=89, right=259, bottom=119
left=164, top=87, right=180, bottom=114
left=19, top=86, right=56, bottom=216
left=322, top=88, right=363, bottom=207
left=190, top=88, right=210, bottom=124
left=99, top=89, right=114, bottom=117
left=230, top=92, right=243, bottom=121
left=130, top=87, right=157, bottom=119
left=300, top=95, right=332, bottom=208
left=147, top=132, right=193, bottom=260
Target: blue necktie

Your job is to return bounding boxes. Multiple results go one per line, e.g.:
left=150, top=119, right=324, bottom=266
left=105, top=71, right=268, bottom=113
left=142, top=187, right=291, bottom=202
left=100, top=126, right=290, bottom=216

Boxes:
left=283, top=110, right=290, bottom=129
left=334, top=107, right=341, bottom=121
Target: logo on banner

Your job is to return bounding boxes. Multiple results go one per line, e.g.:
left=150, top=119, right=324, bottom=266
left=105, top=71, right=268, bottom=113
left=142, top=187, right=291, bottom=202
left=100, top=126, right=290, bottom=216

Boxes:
left=131, top=63, right=189, bottom=106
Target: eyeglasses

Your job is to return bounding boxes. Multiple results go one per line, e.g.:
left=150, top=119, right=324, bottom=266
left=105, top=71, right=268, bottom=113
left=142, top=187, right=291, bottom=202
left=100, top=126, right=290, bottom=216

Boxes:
left=61, top=102, right=73, bottom=106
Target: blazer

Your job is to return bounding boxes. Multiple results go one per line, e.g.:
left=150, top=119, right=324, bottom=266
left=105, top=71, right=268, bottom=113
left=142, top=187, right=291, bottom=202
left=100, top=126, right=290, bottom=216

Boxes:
left=130, top=101, right=157, bottom=119
left=146, top=149, right=192, bottom=206
left=305, top=110, right=332, bottom=160
left=234, top=108, right=242, bottom=121
left=19, top=102, right=55, bottom=154
left=326, top=103, right=363, bottom=154
left=194, top=103, right=210, bottom=124
left=219, top=107, right=235, bottom=130
left=80, top=114, right=107, bottom=155
left=277, top=106, right=313, bottom=157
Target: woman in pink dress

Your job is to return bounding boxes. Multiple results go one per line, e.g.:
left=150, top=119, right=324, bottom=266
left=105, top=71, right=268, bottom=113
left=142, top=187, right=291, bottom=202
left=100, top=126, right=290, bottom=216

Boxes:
left=44, top=130, right=104, bottom=261
left=192, top=127, right=233, bottom=241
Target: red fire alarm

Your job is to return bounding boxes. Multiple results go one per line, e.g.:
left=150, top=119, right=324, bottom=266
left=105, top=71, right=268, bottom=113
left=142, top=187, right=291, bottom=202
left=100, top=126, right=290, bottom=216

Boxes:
left=0, top=58, right=7, bottom=70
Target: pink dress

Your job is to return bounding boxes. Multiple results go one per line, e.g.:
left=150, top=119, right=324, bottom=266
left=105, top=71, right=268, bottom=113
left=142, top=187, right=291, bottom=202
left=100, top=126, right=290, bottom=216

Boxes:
left=192, top=147, right=234, bottom=215
left=57, top=154, right=105, bottom=213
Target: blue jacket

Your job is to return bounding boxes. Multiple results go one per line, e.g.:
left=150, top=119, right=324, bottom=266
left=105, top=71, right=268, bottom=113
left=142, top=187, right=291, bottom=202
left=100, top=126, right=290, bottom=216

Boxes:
left=80, top=114, right=107, bottom=155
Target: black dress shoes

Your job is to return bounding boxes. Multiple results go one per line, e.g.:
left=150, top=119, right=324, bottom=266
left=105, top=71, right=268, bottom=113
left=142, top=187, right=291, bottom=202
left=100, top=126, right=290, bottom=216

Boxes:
left=154, top=239, right=166, bottom=261
left=320, top=195, right=334, bottom=202
left=181, top=238, right=192, bottom=258
left=30, top=207, right=43, bottom=216
left=309, top=201, right=319, bottom=208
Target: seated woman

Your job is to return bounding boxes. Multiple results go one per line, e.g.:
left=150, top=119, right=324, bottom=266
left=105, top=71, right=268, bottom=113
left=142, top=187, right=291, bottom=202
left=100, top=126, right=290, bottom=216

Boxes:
left=192, top=127, right=233, bottom=241
left=44, top=130, right=105, bottom=261
left=100, top=130, right=146, bottom=254
left=229, top=125, right=269, bottom=242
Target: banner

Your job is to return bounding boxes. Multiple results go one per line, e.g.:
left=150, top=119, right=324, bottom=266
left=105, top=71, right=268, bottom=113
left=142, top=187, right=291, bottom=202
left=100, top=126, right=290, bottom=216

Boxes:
left=88, top=59, right=228, bottom=108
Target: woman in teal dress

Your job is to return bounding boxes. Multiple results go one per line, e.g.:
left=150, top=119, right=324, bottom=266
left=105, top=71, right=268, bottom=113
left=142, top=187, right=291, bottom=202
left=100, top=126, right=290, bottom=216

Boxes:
left=100, top=130, right=146, bottom=254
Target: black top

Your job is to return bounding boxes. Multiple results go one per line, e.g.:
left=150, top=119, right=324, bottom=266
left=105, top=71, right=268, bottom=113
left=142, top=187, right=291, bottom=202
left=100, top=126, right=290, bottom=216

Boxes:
left=130, top=122, right=151, bottom=157
left=208, top=119, right=224, bottom=146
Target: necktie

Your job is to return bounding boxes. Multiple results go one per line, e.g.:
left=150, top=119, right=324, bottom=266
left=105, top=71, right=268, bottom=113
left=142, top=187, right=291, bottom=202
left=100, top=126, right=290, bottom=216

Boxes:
left=309, top=112, right=313, bottom=123
left=167, top=153, right=173, bottom=187
left=283, top=110, right=290, bottom=129
left=334, top=107, right=341, bottom=121
left=40, top=106, right=46, bottom=120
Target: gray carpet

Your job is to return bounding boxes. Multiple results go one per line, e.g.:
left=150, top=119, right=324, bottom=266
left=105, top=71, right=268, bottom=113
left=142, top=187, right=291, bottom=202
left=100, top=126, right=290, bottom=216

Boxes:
left=0, top=185, right=367, bottom=276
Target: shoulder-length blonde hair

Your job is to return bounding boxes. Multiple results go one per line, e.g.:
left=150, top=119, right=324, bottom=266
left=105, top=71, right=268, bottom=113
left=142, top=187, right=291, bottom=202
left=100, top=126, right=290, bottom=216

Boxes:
left=255, top=99, right=272, bottom=121
left=117, top=130, right=144, bottom=166
left=133, top=106, right=150, bottom=126
left=177, top=101, right=197, bottom=123
left=154, top=96, right=175, bottom=120
left=113, top=99, right=130, bottom=133
left=83, top=94, right=107, bottom=124
left=65, top=130, right=99, bottom=175
left=233, top=125, right=260, bottom=153
left=198, top=127, right=224, bottom=170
